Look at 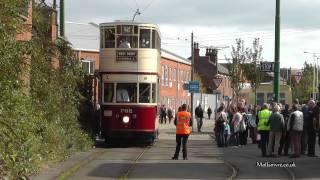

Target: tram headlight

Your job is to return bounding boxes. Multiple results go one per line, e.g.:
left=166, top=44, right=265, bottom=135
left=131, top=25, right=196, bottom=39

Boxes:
left=122, top=116, right=130, bottom=123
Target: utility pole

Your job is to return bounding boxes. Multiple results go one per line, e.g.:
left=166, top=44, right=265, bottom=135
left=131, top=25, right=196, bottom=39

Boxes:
left=190, top=32, right=194, bottom=131
left=60, top=0, right=65, bottom=37
left=53, top=0, right=56, bottom=9
left=273, top=0, right=281, bottom=103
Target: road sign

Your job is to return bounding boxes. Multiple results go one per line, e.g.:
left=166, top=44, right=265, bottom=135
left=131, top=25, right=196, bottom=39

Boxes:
left=260, top=62, right=274, bottom=72
left=295, top=72, right=302, bottom=83
left=188, top=81, right=199, bottom=93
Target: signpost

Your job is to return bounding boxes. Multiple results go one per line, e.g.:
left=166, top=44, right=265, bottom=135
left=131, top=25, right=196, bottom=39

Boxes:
left=295, top=72, right=302, bottom=84
left=213, top=74, right=224, bottom=88
left=260, top=62, right=275, bottom=72
left=188, top=81, right=199, bottom=93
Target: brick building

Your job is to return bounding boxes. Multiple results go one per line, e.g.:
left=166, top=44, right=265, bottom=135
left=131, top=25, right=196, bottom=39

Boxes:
left=193, top=43, right=232, bottom=102
left=160, top=49, right=191, bottom=113
left=66, top=22, right=100, bottom=105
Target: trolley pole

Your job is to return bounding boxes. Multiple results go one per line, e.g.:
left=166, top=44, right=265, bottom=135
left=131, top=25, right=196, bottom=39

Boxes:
left=191, top=32, right=194, bottom=131
left=273, top=0, right=280, bottom=102
left=60, top=0, right=65, bottom=37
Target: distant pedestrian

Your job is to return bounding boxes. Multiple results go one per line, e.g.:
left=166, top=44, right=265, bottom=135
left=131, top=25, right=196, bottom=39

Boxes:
left=167, top=108, right=173, bottom=124
left=230, top=104, right=242, bottom=147
left=207, top=106, right=212, bottom=119
left=160, top=105, right=167, bottom=124
left=307, top=100, right=317, bottom=157
left=172, top=104, right=192, bottom=160
left=224, top=120, right=231, bottom=147
left=195, top=104, right=204, bottom=132
left=267, top=104, right=284, bottom=157
left=257, top=103, right=272, bottom=157
left=287, top=104, right=304, bottom=158
left=214, top=105, right=227, bottom=147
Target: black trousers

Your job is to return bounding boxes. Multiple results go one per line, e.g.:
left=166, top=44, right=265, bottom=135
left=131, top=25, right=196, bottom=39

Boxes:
left=279, top=131, right=291, bottom=155
left=240, top=129, right=248, bottom=145
left=259, top=131, right=269, bottom=156
left=308, top=129, right=317, bottom=155
left=173, top=134, right=189, bottom=158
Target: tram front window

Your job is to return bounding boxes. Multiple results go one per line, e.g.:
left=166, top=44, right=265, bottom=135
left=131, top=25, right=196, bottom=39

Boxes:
left=116, top=83, right=137, bottom=103
left=104, top=83, right=114, bottom=103
left=117, top=36, right=138, bottom=48
left=139, top=83, right=150, bottom=103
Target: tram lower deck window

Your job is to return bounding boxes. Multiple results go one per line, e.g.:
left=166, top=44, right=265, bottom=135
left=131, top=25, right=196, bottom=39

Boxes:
left=104, top=83, right=114, bottom=103
left=116, top=83, right=137, bottom=103
left=139, top=83, right=151, bottom=103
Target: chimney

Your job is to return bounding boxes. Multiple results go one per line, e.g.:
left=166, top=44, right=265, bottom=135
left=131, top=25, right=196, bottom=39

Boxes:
left=194, top=42, right=200, bottom=59
left=205, top=48, right=218, bottom=75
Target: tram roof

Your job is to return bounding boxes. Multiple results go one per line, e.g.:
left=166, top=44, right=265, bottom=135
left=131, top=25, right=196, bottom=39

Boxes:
left=161, top=49, right=191, bottom=65
left=100, top=21, right=160, bottom=29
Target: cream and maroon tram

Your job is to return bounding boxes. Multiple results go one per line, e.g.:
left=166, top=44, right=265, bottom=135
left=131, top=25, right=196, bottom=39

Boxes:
left=99, top=21, right=161, bottom=144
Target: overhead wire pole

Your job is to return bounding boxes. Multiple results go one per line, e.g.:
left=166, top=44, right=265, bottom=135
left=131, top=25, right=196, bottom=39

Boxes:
left=273, top=0, right=280, bottom=103
left=191, top=32, right=194, bottom=131
left=60, top=0, right=65, bottom=37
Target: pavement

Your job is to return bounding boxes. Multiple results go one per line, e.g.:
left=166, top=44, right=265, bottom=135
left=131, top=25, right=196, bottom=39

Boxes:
left=32, top=118, right=216, bottom=180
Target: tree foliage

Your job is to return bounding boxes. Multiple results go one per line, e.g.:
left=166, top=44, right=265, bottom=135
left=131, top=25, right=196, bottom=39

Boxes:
left=0, top=1, right=93, bottom=179
left=291, top=62, right=314, bottom=103
left=227, top=38, right=264, bottom=103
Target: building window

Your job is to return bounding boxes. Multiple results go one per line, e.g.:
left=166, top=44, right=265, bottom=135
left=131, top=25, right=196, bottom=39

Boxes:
left=267, top=93, right=273, bottom=104
left=173, top=68, right=176, bottom=81
left=152, top=83, right=156, bottom=103
left=81, top=59, right=95, bottom=75
left=165, top=65, right=168, bottom=86
left=161, top=65, right=164, bottom=86
left=280, top=93, right=286, bottom=105
left=169, top=67, right=172, bottom=81
left=257, top=93, right=264, bottom=106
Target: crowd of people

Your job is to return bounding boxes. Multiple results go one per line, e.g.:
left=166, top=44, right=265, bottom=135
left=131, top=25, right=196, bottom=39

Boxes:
left=213, top=99, right=320, bottom=158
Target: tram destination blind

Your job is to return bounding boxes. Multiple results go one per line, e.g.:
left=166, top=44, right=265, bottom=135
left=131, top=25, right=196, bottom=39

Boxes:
left=116, top=50, right=137, bottom=62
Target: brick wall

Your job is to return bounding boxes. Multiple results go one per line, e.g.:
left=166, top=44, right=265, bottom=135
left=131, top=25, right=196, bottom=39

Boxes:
left=160, top=57, right=191, bottom=113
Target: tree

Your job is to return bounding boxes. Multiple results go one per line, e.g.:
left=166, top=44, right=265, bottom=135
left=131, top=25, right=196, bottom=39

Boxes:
left=227, top=38, right=264, bottom=104
left=242, top=38, right=264, bottom=107
left=291, top=62, right=314, bottom=103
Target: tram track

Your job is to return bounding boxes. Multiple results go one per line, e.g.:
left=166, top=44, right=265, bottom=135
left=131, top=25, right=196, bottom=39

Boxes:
left=118, top=145, right=150, bottom=180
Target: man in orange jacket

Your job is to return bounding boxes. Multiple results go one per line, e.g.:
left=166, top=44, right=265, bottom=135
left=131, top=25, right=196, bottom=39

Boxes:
left=172, top=104, right=193, bottom=160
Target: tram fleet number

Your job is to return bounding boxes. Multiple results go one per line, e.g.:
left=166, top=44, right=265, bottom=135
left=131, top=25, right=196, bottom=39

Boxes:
left=120, top=109, right=133, bottom=113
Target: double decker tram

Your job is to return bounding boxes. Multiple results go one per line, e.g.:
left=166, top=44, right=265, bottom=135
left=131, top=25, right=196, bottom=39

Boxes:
left=99, top=21, right=161, bottom=144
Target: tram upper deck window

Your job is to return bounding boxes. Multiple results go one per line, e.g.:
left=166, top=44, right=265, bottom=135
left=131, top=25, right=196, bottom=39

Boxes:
left=116, top=25, right=138, bottom=48
left=151, top=30, right=161, bottom=50
left=139, top=83, right=151, bottom=103
left=104, top=83, right=114, bottom=103
left=139, top=29, right=150, bottom=48
left=116, top=83, right=137, bottom=103
left=104, top=28, right=115, bottom=48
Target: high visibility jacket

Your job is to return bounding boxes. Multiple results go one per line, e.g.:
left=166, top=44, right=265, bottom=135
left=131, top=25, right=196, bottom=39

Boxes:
left=176, top=111, right=191, bottom=135
left=257, top=109, right=272, bottom=131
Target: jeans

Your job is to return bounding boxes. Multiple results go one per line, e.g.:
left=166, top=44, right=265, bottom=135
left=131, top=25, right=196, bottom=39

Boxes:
left=196, top=117, right=203, bottom=132
left=259, top=130, right=270, bottom=156
left=173, top=134, right=189, bottom=159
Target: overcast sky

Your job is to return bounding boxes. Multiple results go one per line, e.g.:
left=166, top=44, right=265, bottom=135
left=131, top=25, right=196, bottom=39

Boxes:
left=50, top=0, right=320, bottom=68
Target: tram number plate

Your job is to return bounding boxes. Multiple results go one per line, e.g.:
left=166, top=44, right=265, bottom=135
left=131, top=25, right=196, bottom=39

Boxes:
left=116, top=50, right=137, bottom=62
left=120, top=109, right=133, bottom=113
